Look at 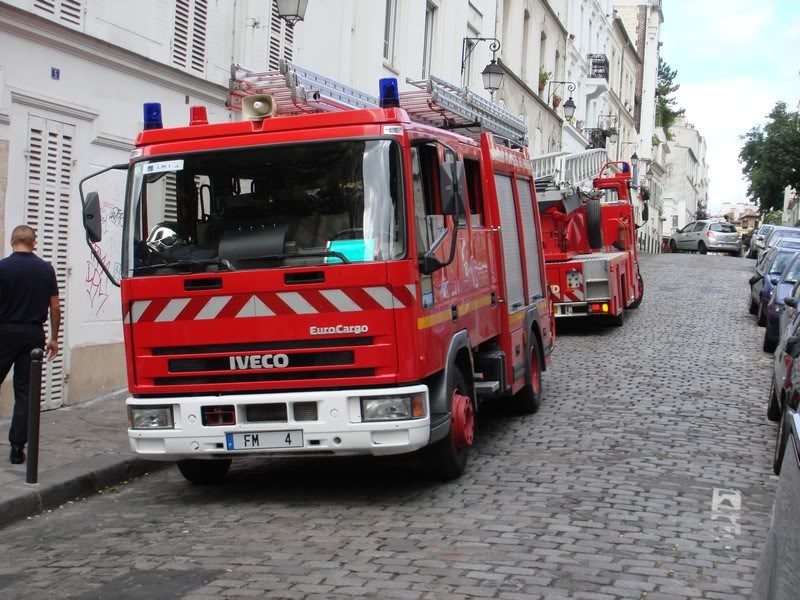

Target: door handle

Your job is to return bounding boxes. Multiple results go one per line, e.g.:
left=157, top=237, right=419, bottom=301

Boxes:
left=451, top=305, right=458, bottom=322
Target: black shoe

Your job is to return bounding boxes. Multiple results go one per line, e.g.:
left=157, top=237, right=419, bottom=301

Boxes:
left=9, top=446, right=25, bottom=465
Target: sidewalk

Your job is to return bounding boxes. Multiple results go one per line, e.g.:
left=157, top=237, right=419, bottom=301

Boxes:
left=0, top=390, right=164, bottom=528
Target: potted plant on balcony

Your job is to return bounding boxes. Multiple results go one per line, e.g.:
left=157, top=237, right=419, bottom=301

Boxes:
left=538, top=66, right=551, bottom=95
left=552, top=94, right=562, bottom=109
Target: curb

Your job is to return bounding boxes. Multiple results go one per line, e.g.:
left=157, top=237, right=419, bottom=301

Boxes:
left=0, top=452, right=166, bottom=529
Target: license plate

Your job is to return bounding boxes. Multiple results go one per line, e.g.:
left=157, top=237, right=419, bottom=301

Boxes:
left=225, top=430, right=303, bottom=451
left=558, top=305, right=573, bottom=316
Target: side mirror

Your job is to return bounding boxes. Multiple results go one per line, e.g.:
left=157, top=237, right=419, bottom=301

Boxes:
left=440, top=160, right=466, bottom=217
left=771, top=276, right=780, bottom=285
left=785, top=297, right=797, bottom=308
left=82, top=191, right=103, bottom=243
left=749, top=274, right=762, bottom=286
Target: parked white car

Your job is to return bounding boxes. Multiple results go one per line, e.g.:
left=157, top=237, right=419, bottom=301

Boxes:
left=669, top=220, right=742, bottom=256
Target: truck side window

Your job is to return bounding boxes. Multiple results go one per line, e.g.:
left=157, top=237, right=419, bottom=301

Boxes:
left=464, top=159, right=483, bottom=227
left=411, top=145, right=444, bottom=255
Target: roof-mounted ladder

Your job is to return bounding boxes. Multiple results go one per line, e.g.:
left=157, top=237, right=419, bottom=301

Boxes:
left=227, top=60, right=528, bottom=147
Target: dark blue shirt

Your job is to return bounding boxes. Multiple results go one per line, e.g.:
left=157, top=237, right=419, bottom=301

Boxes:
left=0, top=252, right=59, bottom=324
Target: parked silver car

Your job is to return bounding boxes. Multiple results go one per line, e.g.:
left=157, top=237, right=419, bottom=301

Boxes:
left=669, top=220, right=742, bottom=255
left=748, top=224, right=776, bottom=258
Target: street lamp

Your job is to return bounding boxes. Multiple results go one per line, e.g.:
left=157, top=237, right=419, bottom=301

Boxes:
left=461, top=37, right=504, bottom=96
left=598, top=114, right=619, bottom=143
left=562, top=96, right=577, bottom=119
left=630, top=152, right=639, bottom=168
left=275, top=0, right=308, bottom=25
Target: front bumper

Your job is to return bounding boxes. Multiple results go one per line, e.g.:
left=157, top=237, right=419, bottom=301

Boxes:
left=127, top=384, right=431, bottom=460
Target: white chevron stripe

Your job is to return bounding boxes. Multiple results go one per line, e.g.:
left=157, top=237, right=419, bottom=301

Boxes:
left=253, top=296, right=275, bottom=317
left=365, top=286, right=397, bottom=309
left=572, top=289, right=584, bottom=301
left=235, top=297, right=256, bottom=319
left=123, top=312, right=132, bottom=325
left=195, top=296, right=232, bottom=320
left=155, top=298, right=191, bottom=322
left=405, top=284, right=417, bottom=299
left=277, top=292, right=317, bottom=314
left=320, top=289, right=362, bottom=312
left=131, top=301, right=151, bottom=324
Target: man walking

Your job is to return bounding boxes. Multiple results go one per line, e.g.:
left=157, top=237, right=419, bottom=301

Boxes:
left=0, top=225, right=60, bottom=464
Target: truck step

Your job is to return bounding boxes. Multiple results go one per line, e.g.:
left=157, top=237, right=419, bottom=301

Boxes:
left=475, top=381, right=500, bottom=398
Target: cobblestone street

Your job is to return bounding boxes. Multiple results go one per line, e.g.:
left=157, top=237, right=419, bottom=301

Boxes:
left=0, top=253, right=779, bottom=600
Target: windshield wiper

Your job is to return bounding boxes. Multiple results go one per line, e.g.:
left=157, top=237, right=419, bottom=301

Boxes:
left=238, top=250, right=351, bottom=264
left=133, top=258, right=236, bottom=273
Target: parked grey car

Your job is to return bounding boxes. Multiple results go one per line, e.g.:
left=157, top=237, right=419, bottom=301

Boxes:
left=749, top=224, right=776, bottom=258
left=669, top=220, right=742, bottom=255
left=759, top=226, right=800, bottom=260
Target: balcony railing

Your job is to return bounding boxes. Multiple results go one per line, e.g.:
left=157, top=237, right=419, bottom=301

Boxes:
left=587, top=54, right=609, bottom=81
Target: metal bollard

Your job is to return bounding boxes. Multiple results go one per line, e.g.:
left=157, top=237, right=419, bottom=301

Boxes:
left=25, top=348, right=44, bottom=485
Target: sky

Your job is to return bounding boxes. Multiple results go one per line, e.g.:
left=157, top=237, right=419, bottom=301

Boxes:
left=661, top=0, right=800, bottom=213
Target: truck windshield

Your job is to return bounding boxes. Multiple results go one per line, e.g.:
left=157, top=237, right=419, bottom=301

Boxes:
left=122, top=140, right=404, bottom=276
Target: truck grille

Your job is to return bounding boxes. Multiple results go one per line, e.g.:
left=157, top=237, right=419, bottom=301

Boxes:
left=168, top=351, right=354, bottom=373
left=153, top=337, right=373, bottom=356
left=245, top=403, right=288, bottom=423
left=293, top=402, right=318, bottom=421
left=154, top=368, right=375, bottom=386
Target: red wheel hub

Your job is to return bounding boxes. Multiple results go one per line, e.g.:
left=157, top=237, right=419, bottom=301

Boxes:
left=530, top=349, right=541, bottom=396
left=451, top=391, right=474, bottom=449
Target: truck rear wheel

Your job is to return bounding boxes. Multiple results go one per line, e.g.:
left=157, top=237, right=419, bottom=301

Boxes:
left=423, top=368, right=474, bottom=481
left=177, top=458, right=232, bottom=484
left=586, top=200, right=604, bottom=250
left=513, top=342, right=542, bottom=415
left=627, top=273, right=644, bottom=309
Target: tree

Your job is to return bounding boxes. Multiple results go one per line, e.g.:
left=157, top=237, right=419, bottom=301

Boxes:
left=656, top=58, right=685, bottom=140
left=739, top=102, right=800, bottom=213
left=762, top=210, right=783, bottom=225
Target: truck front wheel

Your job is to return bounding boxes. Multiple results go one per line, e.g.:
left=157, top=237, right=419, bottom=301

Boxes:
left=177, top=458, right=232, bottom=484
left=423, top=368, right=474, bottom=481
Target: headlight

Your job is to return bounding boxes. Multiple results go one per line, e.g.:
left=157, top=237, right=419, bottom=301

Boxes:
left=360, top=393, right=426, bottom=422
left=128, top=406, right=174, bottom=429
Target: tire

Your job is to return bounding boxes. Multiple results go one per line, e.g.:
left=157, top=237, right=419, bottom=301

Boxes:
left=768, top=380, right=782, bottom=422
left=628, top=273, right=644, bottom=309
left=757, top=302, right=767, bottom=327
left=698, top=241, right=708, bottom=255
left=764, top=333, right=778, bottom=353
left=513, top=340, right=543, bottom=415
left=774, top=407, right=789, bottom=475
left=749, top=296, right=758, bottom=315
left=669, top=239, right=678, bottom=253
left=423, top=368, right=474, bottom=481
left=177, top=459, right=232, bottom=484
left=586, top=200, right=604, bottom=250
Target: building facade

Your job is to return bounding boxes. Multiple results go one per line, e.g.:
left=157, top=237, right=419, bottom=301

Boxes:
left=661, top=117, right=709, bottom=236
left=0, top=0, right=291, bottom=414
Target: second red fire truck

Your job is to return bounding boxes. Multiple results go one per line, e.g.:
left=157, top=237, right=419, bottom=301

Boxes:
left=539, top=162, right=644, bottom=326
left=79, top=61, right=555, bottom=482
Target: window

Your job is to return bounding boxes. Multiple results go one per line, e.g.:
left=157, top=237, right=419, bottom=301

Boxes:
left=692, top=222, right=706, bottom=232
left=422, top=3, right=436, bottom=78
left=125, top=141, right=405, bottom=277
left=539, top=32, right=547, bottom=91
left=465, top=159, right=484, bottom=227
left=671, top=215, right=678, bottom=228
left=521, top=10, right=531, bottom=81
left=464, top=29, right=478, bottom=86
left=172, top=0, right=208, bottom=74
left=710, top=223, right=737, bottom=233
left=268, top=0, right=294, bottom=70
left=383, top=0, right=398, bottom=63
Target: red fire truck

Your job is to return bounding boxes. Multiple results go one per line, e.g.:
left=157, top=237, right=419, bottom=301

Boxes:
left=539, top=162, right=644, bottom=326
left=79, top=62, right=555, bottom=482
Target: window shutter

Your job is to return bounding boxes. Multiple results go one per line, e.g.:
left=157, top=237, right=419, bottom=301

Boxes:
left=25, top=117, right=73, bottom=410
left=33, top=0, right=83, bottom=28
left=173, top=0, right=207, bottom=74
left=268, top=0, right=294, bottom=70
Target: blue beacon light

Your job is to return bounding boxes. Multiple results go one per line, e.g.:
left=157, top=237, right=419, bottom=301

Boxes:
left=143, top=102, right=163, bottom=130
left=379, top=78, right=400, bottom=108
